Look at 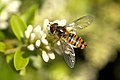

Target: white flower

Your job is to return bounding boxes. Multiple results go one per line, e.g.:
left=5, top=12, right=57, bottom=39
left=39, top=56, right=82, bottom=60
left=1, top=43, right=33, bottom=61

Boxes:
left=33, top=25, right=41, bottom=33
left=45, top=46, right=51, bottom=50
left=42, top=50, right=49, bottom=62
left=27, top=44, right=35, bottom=51
left=27, top=25, right=33, bottom=33
left=0, top=0, right=21, bottom=30
left=58, top=19, right=66, bottom=26
left=30, top=33, right=36, bottom=41
left=24, top=19, right=68, bottom=63
left=25, top=31, right=30, bottom=39
left=50, top=19, right=67, bottom=26
left=0, top=21, right=8, bottom=30
left=35, top=40, right=41, bottom=48
left=6, top=1, right=21, bottom=13
left=1, top=0, right=10, bottom=4
left=42, top=39, right=48, bottom=45
left=0, top=11, right=9, bottom=21
left=43, top=19, right=50, bottom=32
left=25, top=22, right=55, bottom=62
left=48, top=52, right=55, bottom=60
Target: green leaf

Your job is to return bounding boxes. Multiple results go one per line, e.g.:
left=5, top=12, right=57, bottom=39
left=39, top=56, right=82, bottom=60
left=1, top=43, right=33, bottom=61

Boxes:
left=0, top=4, right=6, bottom=13
left=21, top=5, right=37, bottom=25
left=14, top=49, right=29, bottom=70
left=6, top=54, right=14, bottom=64
left=0, top=42, right=6, bottom=52
left=10, top=15, right=27, bottom=41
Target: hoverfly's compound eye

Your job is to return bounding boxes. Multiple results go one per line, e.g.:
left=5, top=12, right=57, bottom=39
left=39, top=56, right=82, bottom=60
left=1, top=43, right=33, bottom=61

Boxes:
left=49, top=23, right=58, bottom=34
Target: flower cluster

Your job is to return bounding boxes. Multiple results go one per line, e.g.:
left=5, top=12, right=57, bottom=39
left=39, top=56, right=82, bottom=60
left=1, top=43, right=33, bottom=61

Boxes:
left=24, top=19, right=67, bottom=63
left=0, top=0, right=21, bottom=29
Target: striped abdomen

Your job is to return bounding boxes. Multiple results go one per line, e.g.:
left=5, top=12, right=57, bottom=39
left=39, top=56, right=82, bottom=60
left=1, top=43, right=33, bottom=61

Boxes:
left=63, top=33, right=87, bottom=49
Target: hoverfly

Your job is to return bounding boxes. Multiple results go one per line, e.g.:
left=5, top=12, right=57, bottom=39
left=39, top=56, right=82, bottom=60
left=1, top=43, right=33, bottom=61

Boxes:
left=49, top=16, right=93, bottom=68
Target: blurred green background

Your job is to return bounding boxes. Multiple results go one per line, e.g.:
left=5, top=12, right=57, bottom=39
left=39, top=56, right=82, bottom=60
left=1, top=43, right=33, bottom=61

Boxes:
left=0, top=0, right=120, bottom=80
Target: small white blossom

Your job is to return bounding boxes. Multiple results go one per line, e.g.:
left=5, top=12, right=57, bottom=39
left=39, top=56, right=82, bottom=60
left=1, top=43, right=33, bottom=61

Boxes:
left=48, top=52, right=55, bottom=60
left=42, top=50, right=49, bottom=62
left=33, top=25, right=41, bottom=33
left=27, top=25, right=33, bottom=33
left=53, top=20, right=60, bottom=24
left=30, top=33, right=36, bottom=41
left=45, top=46, right=51, bottom=50
left=0, top=11, right=9, bottom=21
left=42, top=39, right=48, bottom=45
left=50, top=19, right=66, bottom=26
left=1, top=0, right=10, bottom=3
left=6, top=1, right=21, bottom=13
left=24, top=18, right=68, bottom=63
left=25, top=24, right=49, bottom=49
left=43, top=19, right=50, bottom=31
left=41, top=33, right=46, bottom=40
left=25, top=25, right=33, bottom=39
left=24, top=25, right=33, bottom=39
left=35, top=40, right=41, bottom=48
left=58, top=19, right=66, bottom=26
left=0, top=21, right=8, bottom=30
left=24, top=30, right=30, bottom=39
left=27, top=44, right=35, bottom=51
left=39, top=30, right=44, bottom=36
left=0, top=0, right=21, bottom=30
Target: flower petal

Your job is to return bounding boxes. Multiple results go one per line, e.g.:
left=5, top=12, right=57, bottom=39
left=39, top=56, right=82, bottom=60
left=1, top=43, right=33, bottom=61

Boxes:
left=33, top=25, right=41, bottom=33
left=53, top=20, right=60, bottom=23
left=0, top=11, right=8, bottom=21
left=0, top=21, right=8, bottom=30
left=27, top=25, right=33, bottom=33
left=43, top=19, right=49, bottom=31
left=58, top=19, right=66, bottom=26
left=27, top=44, right=35, bottom=51
left=35, top=40, right=41, bottom=48
left=30, top=33, right=36, bottom=41
left=42, top=50, right=49, bottom=62
left=41, top=33, right=46, bottom=40
left=24, top=30, right=30, bottom=39
left=45, top=46, right=51, bottom=50
left=48, top=52, right=55, bottom=60
left=6, top=1, right=21, bottom=13
left=42, top=39, right=48, bottom=45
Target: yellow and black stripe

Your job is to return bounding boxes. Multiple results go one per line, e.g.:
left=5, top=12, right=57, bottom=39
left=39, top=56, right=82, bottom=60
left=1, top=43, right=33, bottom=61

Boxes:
left=76, top=37, right=87, bottom=49
left=63, top=33, right=87, bottom=49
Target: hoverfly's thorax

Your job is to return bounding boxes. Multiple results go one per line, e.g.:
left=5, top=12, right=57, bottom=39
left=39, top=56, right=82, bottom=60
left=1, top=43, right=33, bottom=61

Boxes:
left=56, top=27, right=67, bottom=37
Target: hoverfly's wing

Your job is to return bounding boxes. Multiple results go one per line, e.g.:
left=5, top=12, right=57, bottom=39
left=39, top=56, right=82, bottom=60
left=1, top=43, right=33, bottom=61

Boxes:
left=66, top=16, right=94, bottom=29
left=60, top=39, right=75, bottom=68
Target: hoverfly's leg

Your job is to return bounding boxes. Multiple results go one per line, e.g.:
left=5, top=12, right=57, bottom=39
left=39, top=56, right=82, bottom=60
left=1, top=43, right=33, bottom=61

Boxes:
left=53, top=37, right=61, bottom=46
left=53, top=39, right=59, bottom=43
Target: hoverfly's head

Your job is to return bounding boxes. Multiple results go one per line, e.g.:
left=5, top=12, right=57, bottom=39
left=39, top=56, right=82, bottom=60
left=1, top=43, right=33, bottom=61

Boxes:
left=49, top=23, right=58, bottom=34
